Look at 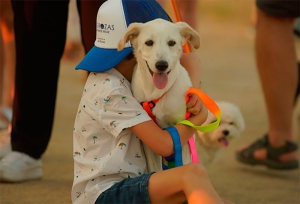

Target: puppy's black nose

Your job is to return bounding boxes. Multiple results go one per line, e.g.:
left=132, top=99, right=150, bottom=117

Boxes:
left=155, top=60, right=168, bottom=71
left=223, top=130, right=229, bottom=136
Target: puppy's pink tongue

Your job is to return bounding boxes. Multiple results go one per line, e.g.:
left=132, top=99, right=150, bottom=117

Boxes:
left=219, top=138, right=229, bottom=147
left=153, top=72, right=168, bottom=89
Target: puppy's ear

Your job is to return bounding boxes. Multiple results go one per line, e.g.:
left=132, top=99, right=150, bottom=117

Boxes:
left=117, top=23, right=143, bottom=51
left=176, top=21, right=201, bottom=49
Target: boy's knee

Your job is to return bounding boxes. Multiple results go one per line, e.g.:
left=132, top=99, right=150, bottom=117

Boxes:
left=183, top=163, right=207, bottom=180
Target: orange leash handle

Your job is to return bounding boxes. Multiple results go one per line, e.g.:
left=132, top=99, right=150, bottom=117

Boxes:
left=178, top=88, right=222, bottom=133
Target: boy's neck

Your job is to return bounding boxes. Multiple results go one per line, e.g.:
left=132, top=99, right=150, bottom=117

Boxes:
left=115, top=57, right=136, bottom=82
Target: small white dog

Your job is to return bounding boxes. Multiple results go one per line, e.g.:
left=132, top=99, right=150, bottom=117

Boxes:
left=196, top=101, right=245, bottom=166
left=118, top=18, right=201, bottom=172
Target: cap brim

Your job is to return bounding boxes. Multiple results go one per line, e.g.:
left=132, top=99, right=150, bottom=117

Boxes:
left=75, top=46, right=133, bottom=72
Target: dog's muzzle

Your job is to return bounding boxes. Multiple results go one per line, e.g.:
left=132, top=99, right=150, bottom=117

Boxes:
left=146, top=60, right=172, bottom=89
left=146, top=60, right=171, bottom=76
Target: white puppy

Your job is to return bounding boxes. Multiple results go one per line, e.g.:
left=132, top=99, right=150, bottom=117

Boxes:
left=118, top=18, right=201, bottom=172
left=196, top=101, right=245, bottom=166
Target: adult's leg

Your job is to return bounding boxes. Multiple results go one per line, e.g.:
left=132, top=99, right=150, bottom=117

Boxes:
left=176, top=0, right=198, bottom=30
left=156, top=0, right=198, bottom=30
left=0, top=0, right=15, bottom=128
left=254, top=8, right=298, bottom=161
left=236, top=1, right=299, bottom=170
left=76, top=0, right=106, bottom=53
left=10, top=0, right=69, bottom=159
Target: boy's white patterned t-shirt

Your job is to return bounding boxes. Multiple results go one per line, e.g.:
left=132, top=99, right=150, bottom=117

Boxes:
left=71, top=69, right=151, bottom=204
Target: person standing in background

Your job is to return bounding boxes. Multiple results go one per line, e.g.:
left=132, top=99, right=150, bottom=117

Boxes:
left=0, top=0, right=106, bottom=182
left=236, top=0, right=299, bottom=170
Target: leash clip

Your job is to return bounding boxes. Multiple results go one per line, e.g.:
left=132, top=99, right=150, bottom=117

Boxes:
left=140, top=100, right=156, bottom=109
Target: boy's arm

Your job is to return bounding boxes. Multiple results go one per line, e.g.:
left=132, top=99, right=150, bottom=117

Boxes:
left=180, top=53, right=201, bottom=89
left=130, top=104, right=207, bottom=157
left=181, top=53, right=203, bottom=115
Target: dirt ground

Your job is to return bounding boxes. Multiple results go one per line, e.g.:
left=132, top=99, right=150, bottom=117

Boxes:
left=1, top=0, right=299, bottom=203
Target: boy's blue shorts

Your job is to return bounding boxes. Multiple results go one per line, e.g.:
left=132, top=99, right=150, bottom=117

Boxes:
left=95, top=172, right=155, bottom=204
left=256, top=0, right=300, bottom=18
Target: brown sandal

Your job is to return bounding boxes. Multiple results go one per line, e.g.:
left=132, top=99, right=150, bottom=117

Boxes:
left=236, top=134, right=299, bottom=170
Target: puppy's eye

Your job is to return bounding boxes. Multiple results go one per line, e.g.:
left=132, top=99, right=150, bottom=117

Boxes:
left=168, top=40, right=176, bottom=46
left=145, top=40, right=153, bottom=46
left=229, top=122, right=235, bottom=125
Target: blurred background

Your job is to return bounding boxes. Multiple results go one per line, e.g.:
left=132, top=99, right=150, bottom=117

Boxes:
left=1, top=0, right=299, bottom=203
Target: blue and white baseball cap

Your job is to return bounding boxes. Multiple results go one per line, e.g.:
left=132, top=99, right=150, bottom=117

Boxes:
left=75, top=0, right=170, bottom=72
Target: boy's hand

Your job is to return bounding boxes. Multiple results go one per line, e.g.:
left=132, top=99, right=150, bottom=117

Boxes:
left=186, top=93, right=208, bottom=126
left=186, top=93, right=202, bottom=116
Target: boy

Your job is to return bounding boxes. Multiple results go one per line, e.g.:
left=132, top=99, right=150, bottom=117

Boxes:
left=72, top=0, right=231, bottom=203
